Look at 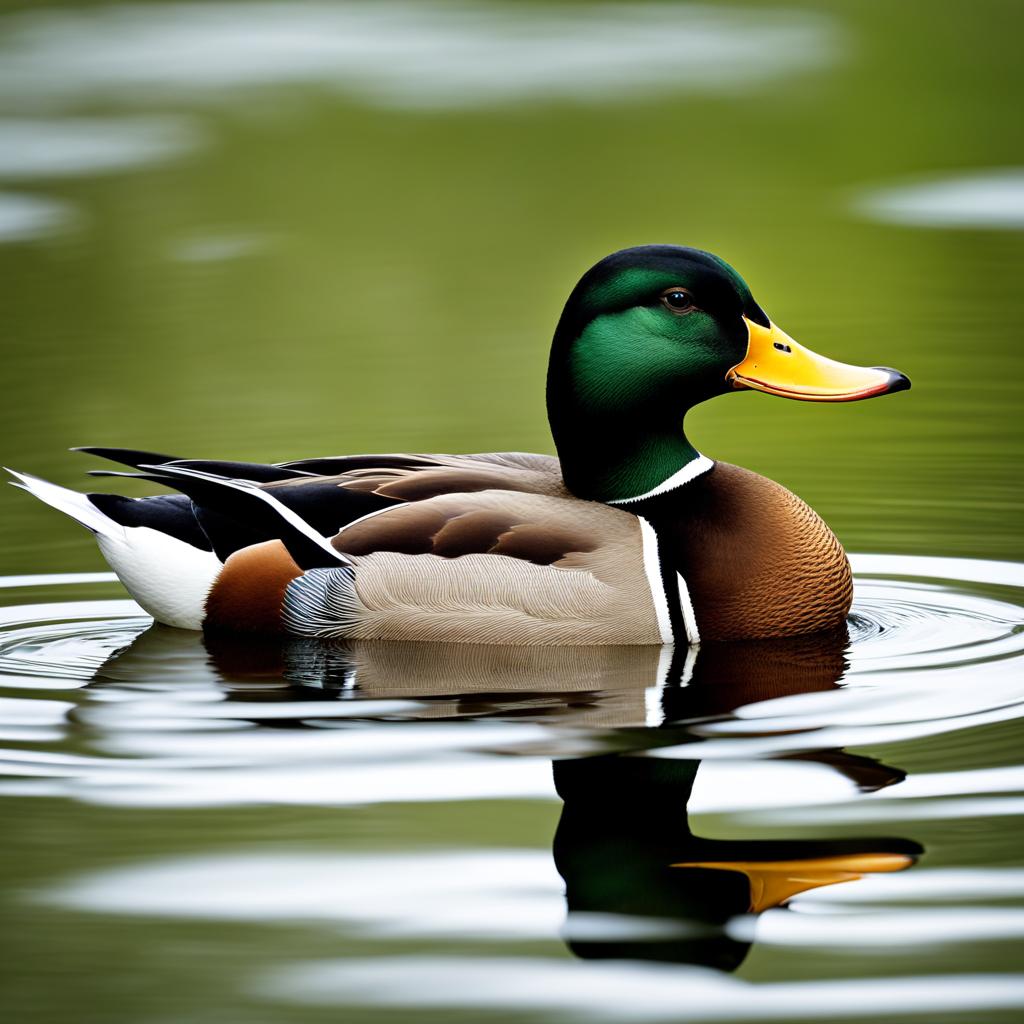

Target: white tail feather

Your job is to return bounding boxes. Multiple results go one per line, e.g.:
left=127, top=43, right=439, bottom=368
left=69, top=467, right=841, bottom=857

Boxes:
left=9, top=468, right=218, bottom=629
left=6, top=469, right=124, bottom=538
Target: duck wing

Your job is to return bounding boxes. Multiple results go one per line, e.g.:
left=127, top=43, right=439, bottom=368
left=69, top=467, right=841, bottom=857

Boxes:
left=75, top=449, right=564, bottom=562
left=195, top=451, right=568, bottom=561
left=273, top=450, right=567, bottom=500
left=137, top=457, right=660, bottom=644
left=281, top=486, right=664, bottom=646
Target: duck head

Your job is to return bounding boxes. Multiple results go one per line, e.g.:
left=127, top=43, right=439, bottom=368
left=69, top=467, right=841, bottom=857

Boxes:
left=547, top=245, right=910, bottom=503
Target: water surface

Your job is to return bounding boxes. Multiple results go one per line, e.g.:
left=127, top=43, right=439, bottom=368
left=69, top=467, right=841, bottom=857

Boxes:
left=2, top=558, right=1024, bottom=1021
left=1, top=1, right=1023, bottom=1021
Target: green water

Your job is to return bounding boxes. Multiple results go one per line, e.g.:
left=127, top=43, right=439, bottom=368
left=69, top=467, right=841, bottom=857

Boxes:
left=1, top=1, right=1023, bottom=1022
left=2, top=0, right=1022, bottom=571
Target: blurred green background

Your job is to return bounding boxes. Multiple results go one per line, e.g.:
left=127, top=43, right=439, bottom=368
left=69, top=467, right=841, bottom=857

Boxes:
left=1, top=4, right=1024, bottom=1023
left=0, top=0, right=1021, bottom=574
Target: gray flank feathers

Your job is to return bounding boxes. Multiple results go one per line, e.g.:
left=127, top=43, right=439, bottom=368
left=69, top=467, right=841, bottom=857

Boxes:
left=283, top=566, right=363, bottom=637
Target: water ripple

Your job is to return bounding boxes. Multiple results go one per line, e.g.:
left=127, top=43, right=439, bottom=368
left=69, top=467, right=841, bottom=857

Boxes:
left=0, top=555, right=1021, bottom=814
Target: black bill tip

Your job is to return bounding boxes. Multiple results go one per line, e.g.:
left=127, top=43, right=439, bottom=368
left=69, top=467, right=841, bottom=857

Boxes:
left=874, top=367, right=911, bottom=395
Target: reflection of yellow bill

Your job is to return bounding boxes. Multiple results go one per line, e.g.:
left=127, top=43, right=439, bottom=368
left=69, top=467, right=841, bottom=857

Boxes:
left=728, top=317, right=910, bottom=402
left=671, top=852, right=915, bottom=913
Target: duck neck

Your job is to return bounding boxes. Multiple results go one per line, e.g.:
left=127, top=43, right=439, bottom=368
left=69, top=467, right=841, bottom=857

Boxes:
left=549, top=406, right=711, bottom=505
left=546, top=312, right=721, bottom=505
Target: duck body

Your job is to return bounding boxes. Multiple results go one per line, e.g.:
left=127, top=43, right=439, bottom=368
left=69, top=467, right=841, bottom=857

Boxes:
left=9, top=450, right=851, bottom=645
left=10, top=245, right=906, bottom=645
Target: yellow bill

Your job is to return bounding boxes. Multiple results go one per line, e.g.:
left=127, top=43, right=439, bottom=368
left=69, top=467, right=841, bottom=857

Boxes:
left=728, top=317, right=910, bottom=402
left=672, top=852, right=915, bottom=914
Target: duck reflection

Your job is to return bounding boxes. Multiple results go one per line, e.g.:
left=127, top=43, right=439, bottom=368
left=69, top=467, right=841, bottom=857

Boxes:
left=99, top=623, right=853, bottom=727
left=95, top=624, right=922, bottom=971
left=553, top=751, right=918, bottom=970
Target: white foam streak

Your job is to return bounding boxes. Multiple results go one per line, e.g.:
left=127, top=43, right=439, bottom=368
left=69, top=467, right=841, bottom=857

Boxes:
left=688, top=760, right=858, bottom=813
left=7, top=752, right=555, bottom=808
left=0, top=3, right=838, bottom=113
left=794, top=868, right=1024, bottom=905
left=0, top=599, right=141, bottom=626
left=848, top=554, right=1024, bottom=588
left=0, top=572, right=119, bottom=589
left=0, top=116, right=200, bottom=178
left=853, top=170, right=1024, bottom=230
left=744, top=796, right=1024, bottom=826
left=684, top=762, right=1024, bottom=817
left=256, top=956, right=1024, bottom=1019
left=45, top=849, right=564, bottom=938
left=0, top=191, right=75, bottom=242
left=740, top=906, right=1024, bottom=947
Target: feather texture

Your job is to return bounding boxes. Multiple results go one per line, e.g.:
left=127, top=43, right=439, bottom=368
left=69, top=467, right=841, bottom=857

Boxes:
left=316, top=490, right=663, bottom=645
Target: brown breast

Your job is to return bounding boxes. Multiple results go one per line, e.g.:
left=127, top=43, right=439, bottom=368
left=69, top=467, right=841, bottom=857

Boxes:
left=654, top=463, right=853, bottom=641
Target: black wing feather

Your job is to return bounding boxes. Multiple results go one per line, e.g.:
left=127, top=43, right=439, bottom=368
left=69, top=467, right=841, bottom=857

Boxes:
left=136, top=465, right=407, bottom=569
left=73, top=446, right=185, bottom=469
left=87, top=492, right=212, bottom=550
left=139, top=465, right=353, bottom=569
left=75, top=446, right=312, bottom=483
left=79, top=449, right=408, bottom=564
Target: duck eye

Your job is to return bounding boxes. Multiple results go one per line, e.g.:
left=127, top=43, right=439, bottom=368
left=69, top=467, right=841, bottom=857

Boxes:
left=661, top=289, right=695, bottom=314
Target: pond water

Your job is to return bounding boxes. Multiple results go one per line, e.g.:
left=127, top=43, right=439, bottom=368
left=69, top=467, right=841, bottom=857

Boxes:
left=1, top=1, right=1022, bottom=1022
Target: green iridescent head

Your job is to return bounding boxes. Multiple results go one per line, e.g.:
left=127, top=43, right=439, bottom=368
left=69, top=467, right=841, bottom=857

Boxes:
left=546, top=245, right=766, bottom=503
left=546, top=245, right=908, bottom=504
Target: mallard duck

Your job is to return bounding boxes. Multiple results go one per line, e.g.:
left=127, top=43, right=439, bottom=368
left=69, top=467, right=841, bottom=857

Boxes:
left=9, top=245, right=909, bottom=645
